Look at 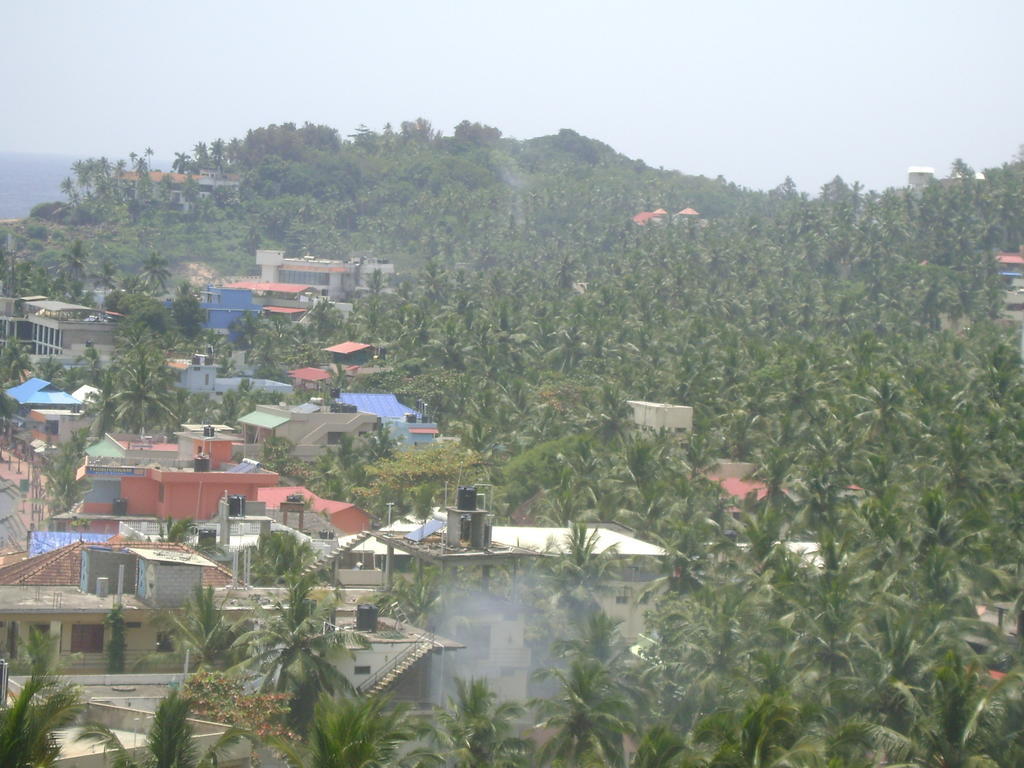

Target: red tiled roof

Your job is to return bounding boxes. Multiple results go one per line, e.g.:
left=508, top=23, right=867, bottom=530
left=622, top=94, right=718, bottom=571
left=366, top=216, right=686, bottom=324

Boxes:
left=632, top=212, right=656, bottom=224
left=0, top=540, right=234, bottom=587
left=677, top=207, right=700, bottom=216
left=990, top=669, right=1007, bottom=680
left=997, top=253, right=1024, bottom=265
left=120, top=171, right=193, bottom=184
left=289, top=367, right=331, bottom=382
left=408, top=427, right=438, bottom=435
left=256, top=486, right=369, bottom=535
left=263, top=306, right=306, bottom=314
left=324, top=342, right=371, bottom=355
left=652, top=208, right=668, bottom=215
left=223, top=281, right=312, bottom=293
left=718, top=477, right=770, bottom=502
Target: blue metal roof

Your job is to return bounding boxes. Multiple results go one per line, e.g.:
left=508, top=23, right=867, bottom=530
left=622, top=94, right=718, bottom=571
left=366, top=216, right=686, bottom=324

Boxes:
left=5, top=378, right=82, bottom=407
left=29, top=531, right=111, bottom=557
left=337, top=393, right=419, bottom=420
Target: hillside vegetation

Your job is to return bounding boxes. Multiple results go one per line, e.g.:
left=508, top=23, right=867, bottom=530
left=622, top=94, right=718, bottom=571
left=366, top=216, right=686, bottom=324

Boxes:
left=2, top=120, right=761, bottom=278
left=8, top=125, right=1024, bottom=764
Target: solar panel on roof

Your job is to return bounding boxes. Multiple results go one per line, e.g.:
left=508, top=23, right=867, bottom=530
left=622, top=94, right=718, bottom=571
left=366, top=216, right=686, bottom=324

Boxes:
left=405, top=518, right=445, bottom=542
left=227, top=461, right=260, bottom=473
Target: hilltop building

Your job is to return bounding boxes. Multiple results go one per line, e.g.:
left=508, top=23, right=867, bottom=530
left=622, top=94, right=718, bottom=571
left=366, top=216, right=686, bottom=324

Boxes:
left=118, top=169, right=240, bottom=212
left=0, top=296, right=121, bottom=361
left=256, top=249, right=395, bottom=301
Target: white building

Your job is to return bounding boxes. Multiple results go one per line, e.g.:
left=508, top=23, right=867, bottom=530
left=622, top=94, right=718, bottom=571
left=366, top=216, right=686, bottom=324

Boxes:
left=627, top=400, right=693, bottom=433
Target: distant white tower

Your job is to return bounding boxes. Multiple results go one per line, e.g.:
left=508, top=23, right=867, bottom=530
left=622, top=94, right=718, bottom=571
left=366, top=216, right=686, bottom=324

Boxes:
left=907, top=166, right=935, bottom=192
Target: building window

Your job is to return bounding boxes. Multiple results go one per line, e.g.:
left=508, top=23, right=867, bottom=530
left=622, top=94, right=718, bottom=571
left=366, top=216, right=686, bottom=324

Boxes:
left=70, top=624, right=104, bottom=653
left=45, top=420, right=59, bottom=435
left=615, top=588, right=630, bottom=605
left=354, top=665, right=371, bottom=676
left=280, top=269, right=330, bottom=286
left=158, top=485, right=164, bottom=503
left=326, top=432, right=343, bottom=445
left=156, top=632, right=174, bottom=652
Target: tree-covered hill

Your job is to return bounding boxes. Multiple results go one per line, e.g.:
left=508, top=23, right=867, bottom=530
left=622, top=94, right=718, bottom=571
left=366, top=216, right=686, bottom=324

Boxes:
left=0, top=120, right=763, bottom=279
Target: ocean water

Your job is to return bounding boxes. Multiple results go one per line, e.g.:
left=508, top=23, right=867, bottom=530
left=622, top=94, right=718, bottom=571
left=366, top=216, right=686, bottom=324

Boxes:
left=0, top=152, right=81, bottom=219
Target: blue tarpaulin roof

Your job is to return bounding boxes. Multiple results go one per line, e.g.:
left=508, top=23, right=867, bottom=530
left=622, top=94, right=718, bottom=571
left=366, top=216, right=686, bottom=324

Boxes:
left=336, top=393, right=420, bottom=420
left=6, top=378, right=82, bottom=407
left=29, top=531, right=111, bottom=557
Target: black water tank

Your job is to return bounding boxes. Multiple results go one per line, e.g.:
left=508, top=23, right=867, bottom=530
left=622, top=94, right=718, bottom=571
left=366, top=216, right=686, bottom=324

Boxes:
left=227, top=495, right=246, bottom=517
left=193, top=456, right=210, bottom=472
left=356, top=603, right=379, bottom=632
left=203, top=424, right=215, bottom=437
left=341, top=403, right=357, bottom=413
left=457, top=486, right=477, bottom=511
left=197, top=529, right=217, bottom=548
left=112, top=498, right=127, bottom=516
left=405, top=413, right=417, bottom=423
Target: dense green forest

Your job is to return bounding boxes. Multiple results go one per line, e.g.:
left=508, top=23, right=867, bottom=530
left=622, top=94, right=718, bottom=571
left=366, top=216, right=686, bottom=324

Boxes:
left=0, top=120, right=762, bottom=278
left=6, top=124, right=1024, bottom=765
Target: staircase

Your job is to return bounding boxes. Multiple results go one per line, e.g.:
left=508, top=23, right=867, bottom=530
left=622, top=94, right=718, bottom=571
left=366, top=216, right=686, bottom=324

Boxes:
left=361, top=640, right=434, bottom=696
left=356, top=601, right=436, bottom=696
left=302, top=530, right=372, bottom=577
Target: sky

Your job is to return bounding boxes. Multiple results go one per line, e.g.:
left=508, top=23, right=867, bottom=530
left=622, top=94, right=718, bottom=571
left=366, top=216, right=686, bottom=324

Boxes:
left=4, top=0, right=1022, bottom=193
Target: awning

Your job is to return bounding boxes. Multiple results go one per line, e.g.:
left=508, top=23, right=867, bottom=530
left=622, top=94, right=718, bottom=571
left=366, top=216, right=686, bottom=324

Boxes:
left=238, top=411, right=290, bottom=430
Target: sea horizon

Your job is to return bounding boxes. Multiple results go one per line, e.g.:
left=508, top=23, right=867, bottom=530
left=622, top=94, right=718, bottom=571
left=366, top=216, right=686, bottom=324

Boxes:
left=0, top=151, right=82, bottom=219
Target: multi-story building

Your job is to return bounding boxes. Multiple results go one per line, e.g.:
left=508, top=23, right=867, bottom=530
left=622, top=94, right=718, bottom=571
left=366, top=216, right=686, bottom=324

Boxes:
left=0, top=297, right=120, bottom=361
left=119, top=169, right=241, bottom=212
left=72, top=427, right=280, bottom=532
left=198, top=286, right=263, bottom=338
left=256, top=249, right=395, bottom=301
left=336, top=393, right=438, bottom=447
left=237, top=401, right=380, bottom=461
left=997, top=249, right=1024, bottom=323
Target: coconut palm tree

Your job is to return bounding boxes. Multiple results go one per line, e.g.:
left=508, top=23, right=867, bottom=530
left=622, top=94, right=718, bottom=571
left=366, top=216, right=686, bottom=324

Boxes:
left=276, top=693, right=425, bottom=768
left=77, top=688, right=239, bottom=768
left=533, top=657, right=633, bottom=768
left=234, top=572, right=357, bottom=733
left=0, top=674, right=82, bottom=768
left=110, top=343, right=174, bottom=434
left=249, top=531, right=317, bottom=586
left=139, top=251, right=171, bottom=295
left=630, top=724, right=688, bottom=768
left=432, top=677, right=531, bottom=768
left=542, top=522, right=619, bottom=623
left=59, top=239, right=88, bottom=286
left=157, top=586, right=243, bottom=671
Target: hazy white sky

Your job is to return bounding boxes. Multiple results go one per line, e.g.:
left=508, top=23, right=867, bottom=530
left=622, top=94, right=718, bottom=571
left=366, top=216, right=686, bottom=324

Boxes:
left=4, top=0, right=1021, bottom=193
